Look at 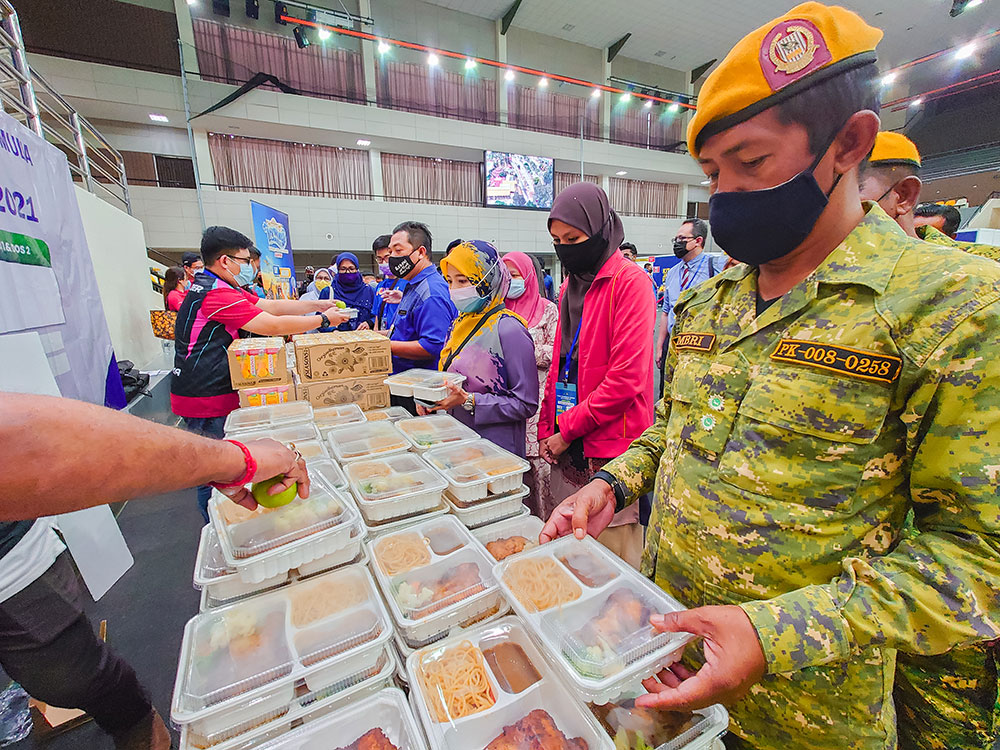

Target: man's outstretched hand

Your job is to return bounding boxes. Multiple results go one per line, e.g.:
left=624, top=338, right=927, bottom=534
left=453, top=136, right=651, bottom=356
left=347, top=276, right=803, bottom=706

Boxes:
left=220, top=438, right=311, bottom=510
left=539, top=478, right=617, bottom=543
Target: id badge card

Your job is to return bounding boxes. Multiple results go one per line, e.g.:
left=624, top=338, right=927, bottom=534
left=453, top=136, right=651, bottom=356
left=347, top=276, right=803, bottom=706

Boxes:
left=555, top=380, right=578, bottom=427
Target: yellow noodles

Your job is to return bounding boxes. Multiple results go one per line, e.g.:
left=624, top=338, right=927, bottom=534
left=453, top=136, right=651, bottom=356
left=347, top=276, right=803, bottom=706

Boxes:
left=375, top=533, right=431, bottom=575
left=418, top=641, right=495, bottom=722
left=503, top=557, right=582, bottom=612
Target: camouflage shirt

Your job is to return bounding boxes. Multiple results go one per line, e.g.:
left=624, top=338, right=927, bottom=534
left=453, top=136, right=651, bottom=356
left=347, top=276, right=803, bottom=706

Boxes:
left=916, top=223, right=1000, bottom=262
left=602, top=204, right=1000, bottom=749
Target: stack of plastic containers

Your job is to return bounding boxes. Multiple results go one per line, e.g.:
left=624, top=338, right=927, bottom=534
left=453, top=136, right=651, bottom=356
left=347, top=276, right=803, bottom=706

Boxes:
left=406, top=616, right=612, bottom=750
left=325, top=421, right=410, bottom=464
left=471, top=514, right=544, bottom=563
left=495, top=535, right=696, bottom=707
left=171, top=566, right=394, bottom=749
left=208, top=482, right=363, bottom=585
left=384, top=369, right=467, bottom=404
left=312, top=404, right=366, bottom=436
left=223, top=402, right=314, bottom=436
left=396, top=414, right=478, bottom=452
left=346, top=453, right=448, bottom=533
left=367, top=516, right=505, bottom=652
left=305, top=458, right=349, bottom=495
left=424, top=440, right=530, bottom=529
left=586, top=687, right=729, bottom=750
left=364, top=406, right=413, bottom=422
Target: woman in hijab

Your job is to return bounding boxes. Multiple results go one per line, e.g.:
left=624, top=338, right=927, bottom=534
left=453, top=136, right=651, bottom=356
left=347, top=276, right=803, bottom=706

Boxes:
left=320, top=252, right=376, bottom=330
left=502, top=251, right=559, bottom=518
left=536, top=182, right=656, bottom=568
left=299, top=268, right=332, bottom=301
left=419, top=240, right=538, bottom=457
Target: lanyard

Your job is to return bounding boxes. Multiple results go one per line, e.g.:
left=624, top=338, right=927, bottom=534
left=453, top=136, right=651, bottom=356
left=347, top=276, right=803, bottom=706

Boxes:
left=562, top=321, right=583, bottom=382
left=680, top=254, right=707, bottom=292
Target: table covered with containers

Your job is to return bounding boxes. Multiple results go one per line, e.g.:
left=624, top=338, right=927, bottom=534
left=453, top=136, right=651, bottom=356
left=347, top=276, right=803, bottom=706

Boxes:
left=172, top=399, right=729, bottom=750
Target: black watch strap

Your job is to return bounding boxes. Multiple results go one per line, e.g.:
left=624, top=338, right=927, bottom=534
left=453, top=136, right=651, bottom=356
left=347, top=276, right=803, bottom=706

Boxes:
left=319, top=312, right=330, bottom=328
left=593, top=470, right=627, bottom=513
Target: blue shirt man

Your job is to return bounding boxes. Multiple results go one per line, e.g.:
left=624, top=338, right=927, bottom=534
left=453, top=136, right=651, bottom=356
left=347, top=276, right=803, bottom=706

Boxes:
left=372, top=234, right=407, bottom=330
left=386, top=221, right=457, bottom=373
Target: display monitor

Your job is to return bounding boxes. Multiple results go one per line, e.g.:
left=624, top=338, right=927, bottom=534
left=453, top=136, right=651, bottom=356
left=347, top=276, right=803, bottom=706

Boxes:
left=484, top=150, right=554, bottom=210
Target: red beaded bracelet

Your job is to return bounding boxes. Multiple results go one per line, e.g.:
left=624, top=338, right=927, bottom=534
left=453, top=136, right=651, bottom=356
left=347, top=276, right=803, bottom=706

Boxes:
left=209, top=440, right=257, bottom=490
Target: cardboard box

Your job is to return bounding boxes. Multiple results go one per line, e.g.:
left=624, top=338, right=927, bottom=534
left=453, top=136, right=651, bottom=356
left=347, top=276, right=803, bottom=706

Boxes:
left=294, top=330, right=392, bottom=383
left=294, top=373, right=391, bottom=411
left=228, top=337, right=291, bottom=389
left=238, top=382, right=296, bottom=408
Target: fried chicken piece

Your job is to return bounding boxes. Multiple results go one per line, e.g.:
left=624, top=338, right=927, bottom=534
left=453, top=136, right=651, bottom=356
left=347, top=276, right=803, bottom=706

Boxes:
left=485, top=709, right=589, bottom=750
left=334, top=728, right=399, bottom=750
left=580, top=590, right=652, bottom=647
left=408, top=562, right=485, bottom=618
left=486, top=535, right=529, bottom=561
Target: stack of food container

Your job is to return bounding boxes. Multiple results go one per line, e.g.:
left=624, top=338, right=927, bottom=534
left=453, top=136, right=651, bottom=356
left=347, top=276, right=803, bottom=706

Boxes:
left=424, top=440, right=530, bottom=529
left=346, top=451, right=449, bottom=535
left=171, top=566, right=396, bottom=750
left=396, top=414, right=478, bottom=452
left=384, top=369, right=466, bottom=407
left=364, top=405, right=413, bottom=422
left=326, top=421, right=410, bottom=464
left=312, top=403, right=366, bottom=437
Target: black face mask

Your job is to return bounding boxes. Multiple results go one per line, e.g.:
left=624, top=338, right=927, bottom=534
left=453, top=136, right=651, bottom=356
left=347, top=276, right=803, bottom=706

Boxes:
left=673, top=238, right=694, bottom=259
left=708, top=137, right=843, bottom=266
left=388, top=251, right=418, bottom=279
left=554, top=231, right=609, bottom=276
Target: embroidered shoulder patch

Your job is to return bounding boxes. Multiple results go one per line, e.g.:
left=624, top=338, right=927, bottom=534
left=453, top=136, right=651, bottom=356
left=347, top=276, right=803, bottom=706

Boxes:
left=674, top=333, right=716, bottom=352
left=771, top=339, right=902, bottom=383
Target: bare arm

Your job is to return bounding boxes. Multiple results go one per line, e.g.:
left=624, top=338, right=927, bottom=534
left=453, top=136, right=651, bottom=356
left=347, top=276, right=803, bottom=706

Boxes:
left=257, top=298, right=336, bottom=315
left=0, top=393, right=309, bottom=520
left=244, top=310, right=349, bottom=337
left=391, top=340, right=432, bottom=360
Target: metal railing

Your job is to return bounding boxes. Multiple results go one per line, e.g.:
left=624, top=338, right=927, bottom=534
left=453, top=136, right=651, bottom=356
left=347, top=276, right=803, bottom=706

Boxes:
left=0, top=1, right=130, bottom=212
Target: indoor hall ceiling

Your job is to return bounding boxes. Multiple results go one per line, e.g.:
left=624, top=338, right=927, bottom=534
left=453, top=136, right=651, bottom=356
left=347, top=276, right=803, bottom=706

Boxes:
left=424, top=0, right=998, bottom=72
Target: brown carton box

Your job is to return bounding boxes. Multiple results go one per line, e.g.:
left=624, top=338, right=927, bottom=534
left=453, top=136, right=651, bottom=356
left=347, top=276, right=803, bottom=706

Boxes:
left=227, top=337, right=291, bottom=389
left=237, top=382, right=297, bottom=408
left=294, top=330, right=392, bottom=383
left=294, top=373, right=391, bottom=411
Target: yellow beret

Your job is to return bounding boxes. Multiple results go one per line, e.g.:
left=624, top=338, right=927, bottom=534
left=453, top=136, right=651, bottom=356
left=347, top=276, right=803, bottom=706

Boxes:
left=687, top=2, right=883, bottom=157
left=869, top=131, right=921, bottom=168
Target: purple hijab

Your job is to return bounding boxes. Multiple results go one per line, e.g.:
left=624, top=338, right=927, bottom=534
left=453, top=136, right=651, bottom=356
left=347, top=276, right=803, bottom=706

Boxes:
left=547, top=182, right=625, bottom=360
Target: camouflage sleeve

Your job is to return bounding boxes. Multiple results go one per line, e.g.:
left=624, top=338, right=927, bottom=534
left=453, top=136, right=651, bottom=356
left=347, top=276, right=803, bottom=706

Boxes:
left=741, top=302, right=1000, bottom=674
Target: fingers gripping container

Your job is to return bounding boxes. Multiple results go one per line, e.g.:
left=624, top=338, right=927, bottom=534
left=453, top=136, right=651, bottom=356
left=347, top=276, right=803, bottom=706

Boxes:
left=241, top=688, right=427, bottom=750
left=495, top=535, right=696, bottom=705
left=425, top=440, right=530, bottom=505
left=445, top=489, right=530, bottom=530
left=325, top=421, right=410, bottom=464
left=224, top=402, right=314, bottom=435
left=396, top=414, right=479, bottom=452
left=365, top=406, right=413, bottom=422
left=312, top=404, right=366, bottom=435
left=384, top=369, right=467, bottom=402
left=171, top=565, right=394, bottom=748
left=305, top=458, right=349, bottom=494
left=407, top=616, right=613, bottom=750
left=589, top=688, right=729, bottom=750
left=470, top=514, right=545, bottom=562
left=367, top=516, right=504, bottom=648
left=347, top=453, right=448, bottom=524
left=209, top=484, right=362, bottom=584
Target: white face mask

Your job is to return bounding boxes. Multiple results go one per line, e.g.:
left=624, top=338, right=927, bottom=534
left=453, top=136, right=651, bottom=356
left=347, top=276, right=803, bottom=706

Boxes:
left=507, top=279, right=526, bottom=299
left=450, top=286, right=487, bottom=314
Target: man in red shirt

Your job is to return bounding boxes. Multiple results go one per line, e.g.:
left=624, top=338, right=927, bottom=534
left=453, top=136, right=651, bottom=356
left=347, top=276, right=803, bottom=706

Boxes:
left=171, top=226, right=348, bottom=520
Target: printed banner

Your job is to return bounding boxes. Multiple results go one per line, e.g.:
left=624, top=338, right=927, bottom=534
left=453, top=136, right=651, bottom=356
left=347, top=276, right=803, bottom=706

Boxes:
left=249, top=200, right=297, bottom=299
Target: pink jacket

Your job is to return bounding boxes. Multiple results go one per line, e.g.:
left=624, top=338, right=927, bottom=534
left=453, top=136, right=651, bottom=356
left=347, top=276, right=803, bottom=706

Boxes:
left=538, top=251, right=656, bottom=459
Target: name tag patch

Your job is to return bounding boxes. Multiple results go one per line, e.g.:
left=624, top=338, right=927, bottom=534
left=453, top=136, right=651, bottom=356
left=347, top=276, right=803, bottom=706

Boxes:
left=674, top=333, right=716, bottom=352
left=771, top=339, right=902, bottom=383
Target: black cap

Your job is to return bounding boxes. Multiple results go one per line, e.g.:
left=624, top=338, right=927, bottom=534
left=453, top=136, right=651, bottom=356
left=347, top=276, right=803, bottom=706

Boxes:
left=182, top=252, right=201, bottom=267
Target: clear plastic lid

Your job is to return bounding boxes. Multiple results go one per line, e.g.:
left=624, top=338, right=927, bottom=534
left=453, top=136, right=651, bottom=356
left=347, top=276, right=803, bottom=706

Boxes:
left=346, top=453, right=448, bottom=503
left=173, top=566, right=392, bottom=722
left=306, top=458, right=349, bottom=493
left=210, top=485, right=350, bottom=560
left=383, top=368, right=459, bottom=388
left=425, top=440, right=529, bottom=488
left=229, top=423, right=321, bottom=445
left=294, top=440, right=328, bottom=460
left=364, top=406, right=413, bottom=422
left=193, top=524, right=233, bottom=587
left=325, top=421, right=410, bottom=463
left=313, top=404, right=366, bottom=430
left=396, top=414, right=479, bottom=451
left=224, top=402, right=314, bottom=433
left=590, top=692, right=729, bottom=750
left=471, top=514, right=544, bottom=562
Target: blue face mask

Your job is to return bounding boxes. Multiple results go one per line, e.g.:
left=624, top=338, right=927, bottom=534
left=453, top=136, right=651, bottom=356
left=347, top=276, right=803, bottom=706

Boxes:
left=507, top=279, right=527, bottom=299
left=450, top=286, right=488, bottom=314
left=230, top=258, right=256, bottom=287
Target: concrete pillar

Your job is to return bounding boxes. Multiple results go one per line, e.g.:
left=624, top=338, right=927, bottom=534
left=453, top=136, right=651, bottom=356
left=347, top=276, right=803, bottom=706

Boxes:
left=192, top=130, right=215, bottom=186
left=369, top=148, right=384, bottom=201
left=358, top=0, right=378, bottom=104
left=174, top=0, right=200, bottom=76
left=677, top=183, right=689, bottom=218
left=496, top=20, right=508, bottom=126
left=601, top=52, right=612, bottom=140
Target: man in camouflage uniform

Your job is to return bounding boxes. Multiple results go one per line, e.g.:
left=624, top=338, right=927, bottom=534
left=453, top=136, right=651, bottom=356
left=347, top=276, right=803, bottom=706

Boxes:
left=541, top=4, right=1000, bottom=749
left=860, top=131, right=1000, bottom=262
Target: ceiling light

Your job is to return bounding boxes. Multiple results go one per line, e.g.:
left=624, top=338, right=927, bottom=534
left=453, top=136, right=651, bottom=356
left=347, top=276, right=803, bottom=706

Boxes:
left=317, top=27, right=331, bottom=41
left=148, top=113, right=169, bottom=122
left=881, top=72, right=897, bottom=86
left=187, top=0, right=196, bottom=5
left=538, top=77, right=548, bottom=88
left=505, top=69, right=515, bottom=82
left=356, top=138, right=371, bottom=147
left=967, top=0, right=983, bottom=6
left=591, top=88, right=601, bottom=98
left=620, top=92, right=631, bottom=103
left=910, top=98, right=924, bottom=107
left=427, top=53, right=439, bottom=67
left=465, top=58, right=476, bottom=70
left=668, top=102, right=680, bottom=113
left=377, top=40, right=390, bottom=54
left=615, top=170, right=627, bottom=176
left=644, top=99, right=653, bottom=109
left=956, top=42, right=976, bottom=59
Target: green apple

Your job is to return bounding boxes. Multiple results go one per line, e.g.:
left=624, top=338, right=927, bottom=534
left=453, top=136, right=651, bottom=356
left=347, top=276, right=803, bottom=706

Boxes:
left=251, top=476, right=298, bottom=508
left=334, top=299, right=347, bottom=309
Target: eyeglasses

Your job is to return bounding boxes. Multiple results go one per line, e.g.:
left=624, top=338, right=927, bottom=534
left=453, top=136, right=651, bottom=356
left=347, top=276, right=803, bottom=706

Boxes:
left=339, top=266, right=358, bottom=273
left=226, top=254, right=252, bottom=264
left=673, top=236, right=695, bottom=243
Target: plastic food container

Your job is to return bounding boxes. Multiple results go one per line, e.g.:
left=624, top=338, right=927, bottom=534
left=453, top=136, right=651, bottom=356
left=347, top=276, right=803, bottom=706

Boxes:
left=384, top=369, right=467, bottom=402
left=363, top=501, right=450, bottom=538
left=224, top=402, right=314, bottom=434
left=589, top=687, right=729, bottom=750
left=237, top=687, right=427, bottom=750
left=446, top=486, right=529, bottom=529
left=313, top=404, right=366, bottom=433
left=495, top=535, right=696, bottom=704
left=179, top=645, right=397, bottom=750
left=407, top=616, right=613, bottom=750
left=306, top=458, right=349, bottom=494
left=365, top=406, right=413, bottom=422
left=367, top=516, right=503, bottom=647
left=392, top=601, right=510, bottom=660
left=396, top=414, right=479, bottom=452
left=293, top=440, right=328, bottom=460
left=471, top=514, right=545, bottom=562
left=194, top=526, right=291, bottom=608
left=347, top=453, right=448, bottom=524
left=171, top=566, right=393, bottom=745
left=227, top=423, right=322, bottom=446
left=425, top=440, right=530, bottom=504
left=209, top=485, right=361, bottom=584
left=325, top=421, right=410, bottom=464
